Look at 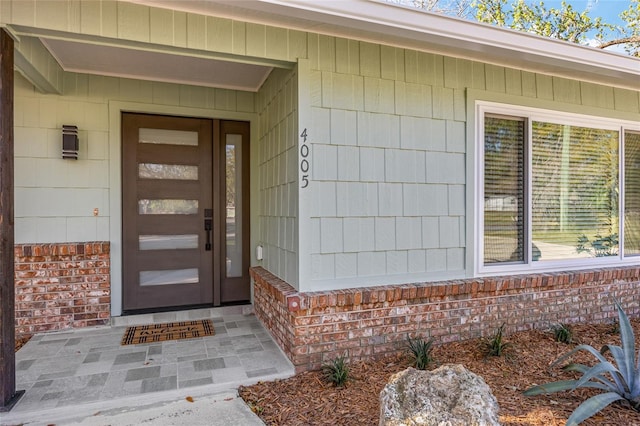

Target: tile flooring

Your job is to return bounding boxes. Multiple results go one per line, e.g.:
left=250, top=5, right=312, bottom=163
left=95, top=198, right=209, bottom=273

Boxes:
left=10, top=306, right=294, bottom=415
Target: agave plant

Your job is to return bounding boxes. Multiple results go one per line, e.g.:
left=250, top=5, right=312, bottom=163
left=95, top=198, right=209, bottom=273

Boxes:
left=321, top=354, right=350, bottom=387
left=524, top=301, right=640, bottom=425
left=480, top=323, right=512, bottom=357
left=407, top=336, right=435, bottom=370
left=552, top=322, right=574, bottom=344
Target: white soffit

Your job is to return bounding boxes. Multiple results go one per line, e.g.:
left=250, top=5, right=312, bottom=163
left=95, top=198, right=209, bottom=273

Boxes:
left=131, top=0, right=640, bottom=91
left=41, top=38, right=273, bottom=92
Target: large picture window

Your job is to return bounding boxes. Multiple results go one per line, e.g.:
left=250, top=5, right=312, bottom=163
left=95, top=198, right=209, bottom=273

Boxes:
left=478, top=103, right=639, bottom=273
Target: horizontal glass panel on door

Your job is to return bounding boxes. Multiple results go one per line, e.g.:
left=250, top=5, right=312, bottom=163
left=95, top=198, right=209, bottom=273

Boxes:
left=138, top=199, right=198, bottom=215
left=139, top=128, right=198, bottom=146
left=139, top=234, right=198, bottom=250
left=138, top=163, right=198, bottom=180
left=139, top=268, right=199, bottom=286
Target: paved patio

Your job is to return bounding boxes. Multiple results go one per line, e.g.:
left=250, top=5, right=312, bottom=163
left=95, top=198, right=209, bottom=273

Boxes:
left=2, top=306, right=293, bottom=425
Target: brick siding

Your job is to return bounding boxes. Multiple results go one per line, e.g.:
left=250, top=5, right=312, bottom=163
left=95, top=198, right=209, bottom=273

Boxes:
left=251, top=266, right=640, bottom=373
left=14, top=242, right=111, bottom=337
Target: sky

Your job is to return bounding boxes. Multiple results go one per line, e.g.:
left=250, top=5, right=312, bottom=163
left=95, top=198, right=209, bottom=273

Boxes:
left=476, top=0, right=633, bottom=53
left=541, top=1, right=631, bottom=52
left=542, top=0, right=628, bottom=27
left=390, top=0, right=635, bottom=53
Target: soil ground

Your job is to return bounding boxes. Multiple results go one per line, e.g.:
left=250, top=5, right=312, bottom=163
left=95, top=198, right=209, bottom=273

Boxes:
left=239, top=321, right=640, bottom=426
left=15, top=334, right=31, bottom=352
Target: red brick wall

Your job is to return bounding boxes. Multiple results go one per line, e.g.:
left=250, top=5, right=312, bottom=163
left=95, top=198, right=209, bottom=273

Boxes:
left=251, top=266, right=640, bottom=373
left=14, top=242, right=110, bottom=337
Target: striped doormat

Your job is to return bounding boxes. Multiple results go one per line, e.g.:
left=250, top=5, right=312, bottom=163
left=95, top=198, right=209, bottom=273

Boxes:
left=121, top=319, right=215, bottom=345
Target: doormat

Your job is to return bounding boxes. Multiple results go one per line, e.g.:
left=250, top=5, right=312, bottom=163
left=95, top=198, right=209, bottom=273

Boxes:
left=121, top=319, right=215, bottom=345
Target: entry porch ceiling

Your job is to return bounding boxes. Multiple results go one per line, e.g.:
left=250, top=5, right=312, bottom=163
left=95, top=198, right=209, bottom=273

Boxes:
left=41, top=38, right=274, bottom=92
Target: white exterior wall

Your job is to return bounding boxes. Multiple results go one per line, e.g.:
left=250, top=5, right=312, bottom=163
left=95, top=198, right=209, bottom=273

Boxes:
left=256, top=67, right=299, bottom=287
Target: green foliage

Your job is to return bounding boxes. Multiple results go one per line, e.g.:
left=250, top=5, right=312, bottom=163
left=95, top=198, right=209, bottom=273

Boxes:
left=524, top=301, right=640, bottom=425
left=610, top=319, right=620, bottom=335
left=474, top=0, right=640, bottom=55
left=247, top=400, right=264, bottom=415
left=481, top=323, right=512, bottom=357
left=576, top=233, right=619, bottom=257
left=616, top=0, right=640, bottom=56
left=407, top=336, right=435, bottom=370
left=388, top=0, right=640, bottom=56
left=552, top=323, right=574, bottom=344
left=321, top=355, right=350, bottom=387
left=474, top=0, right=508, bottom=26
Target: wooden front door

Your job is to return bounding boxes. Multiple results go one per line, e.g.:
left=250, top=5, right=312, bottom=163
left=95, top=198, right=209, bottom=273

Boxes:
left=122, top=113, right=251, bottom=312
left=122, top=112, right=217, bottom=312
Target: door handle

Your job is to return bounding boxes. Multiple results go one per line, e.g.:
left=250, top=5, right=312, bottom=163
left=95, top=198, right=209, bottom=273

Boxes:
left=204, top=219, right=212, bottom=251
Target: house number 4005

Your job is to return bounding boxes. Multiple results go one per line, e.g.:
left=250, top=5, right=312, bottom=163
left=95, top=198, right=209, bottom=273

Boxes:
left=300, top=128, right=310, bottom=188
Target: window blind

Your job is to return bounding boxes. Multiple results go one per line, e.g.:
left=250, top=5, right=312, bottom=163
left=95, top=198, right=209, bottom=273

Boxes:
left=531, top=123, right=619, bottom=260
left=483, top=116, right=525, bottom=264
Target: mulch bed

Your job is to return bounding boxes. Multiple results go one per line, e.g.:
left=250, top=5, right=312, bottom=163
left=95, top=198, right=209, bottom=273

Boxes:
left=15, top=335, right=31, bottom=352
left=239, top=321, right=640, bottom=425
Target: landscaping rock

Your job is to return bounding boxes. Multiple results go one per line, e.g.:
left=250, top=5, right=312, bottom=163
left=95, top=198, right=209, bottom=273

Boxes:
left=379, top=364, right=500, bottom=426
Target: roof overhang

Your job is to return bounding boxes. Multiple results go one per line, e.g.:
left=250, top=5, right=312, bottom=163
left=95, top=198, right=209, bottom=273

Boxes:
left=130, top=0, right=640, bottom=91
left=41, top=38, right=274, bottom=92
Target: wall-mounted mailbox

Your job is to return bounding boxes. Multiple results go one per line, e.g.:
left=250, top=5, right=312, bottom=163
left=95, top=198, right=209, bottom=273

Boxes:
left=62, top=125, right=79, bottom=160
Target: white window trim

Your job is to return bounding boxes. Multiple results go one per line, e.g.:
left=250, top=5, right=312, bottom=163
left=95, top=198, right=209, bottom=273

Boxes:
left=475, top=101, right=640, bottom=277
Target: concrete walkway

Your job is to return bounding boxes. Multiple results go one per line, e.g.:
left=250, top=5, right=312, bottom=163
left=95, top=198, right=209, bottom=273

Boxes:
left=1, top=306, right=293, bottom=425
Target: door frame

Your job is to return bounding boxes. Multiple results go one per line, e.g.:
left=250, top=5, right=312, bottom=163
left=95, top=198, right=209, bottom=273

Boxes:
left=108, top=101, right=257, bottom=317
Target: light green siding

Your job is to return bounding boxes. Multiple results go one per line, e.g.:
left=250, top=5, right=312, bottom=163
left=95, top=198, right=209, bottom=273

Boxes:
left=14, top=71, right=256, bottom=244
left=2, top=0, right=639, bottom=291
left=256, top=68, right=299, bottom=286
left=304, top=37, right=639, bottom=289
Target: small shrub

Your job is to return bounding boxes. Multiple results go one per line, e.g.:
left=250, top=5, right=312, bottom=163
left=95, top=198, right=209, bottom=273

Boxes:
left=248, top=400, right=264, bottom=415
left=576, top=233, right=618, bottom=257
left=610, top=318, right=620, bottom=335
left=480, top=323, right=512, bottom=357
left=524, top=301, right=640, bottom=426
left=407, top=336, right=435, bottom=370
left=321, top=355, right=350, bottom=387
left=552, top=323, right=574, bottom=344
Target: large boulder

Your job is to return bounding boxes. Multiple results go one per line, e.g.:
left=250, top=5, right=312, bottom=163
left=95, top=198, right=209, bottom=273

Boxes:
left=379, top=364, right=500, bottom=426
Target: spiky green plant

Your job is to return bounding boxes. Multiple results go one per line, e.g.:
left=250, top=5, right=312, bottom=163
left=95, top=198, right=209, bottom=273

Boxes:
left=524, top=301, right=640, bottom=426
left=610, top=318, right=620, bottom=335
left=321, top=355, right=350, bottom=387
left=407, top=336, right=435, bottom=370
left=481, top=323, right=512, bottom=357
left=552, top=323, right=574, bottom=344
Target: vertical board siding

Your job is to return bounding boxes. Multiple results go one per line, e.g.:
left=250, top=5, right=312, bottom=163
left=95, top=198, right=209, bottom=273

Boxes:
left=14, top=72, right=255, bottom=244
left=257, top=68, right=299, bottom=286
left=305, top=33, right=638, bottom=289
left=0, top=0, right=638, bottom=291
